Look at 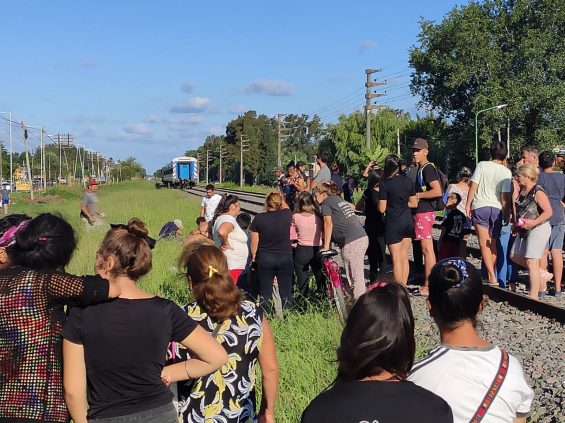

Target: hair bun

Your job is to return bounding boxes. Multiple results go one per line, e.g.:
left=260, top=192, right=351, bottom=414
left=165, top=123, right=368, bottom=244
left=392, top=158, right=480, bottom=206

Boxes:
left=127, top=218, right=148, bottom=238
left=440, top=264, right=463, bottom=289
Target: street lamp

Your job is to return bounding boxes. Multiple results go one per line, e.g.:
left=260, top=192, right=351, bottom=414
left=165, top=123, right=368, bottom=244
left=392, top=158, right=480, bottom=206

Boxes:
left=475, top=104, right=508, bottom=165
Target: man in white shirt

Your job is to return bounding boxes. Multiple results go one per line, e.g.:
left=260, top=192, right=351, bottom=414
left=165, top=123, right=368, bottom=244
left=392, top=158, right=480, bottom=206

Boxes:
left=200, top=184, right=222, bottom=222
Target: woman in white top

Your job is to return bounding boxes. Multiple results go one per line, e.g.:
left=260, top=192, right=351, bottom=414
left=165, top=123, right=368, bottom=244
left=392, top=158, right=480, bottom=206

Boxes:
left=409, top=259, right=533, bottom=423
left=211, top=194, right=249, bottom=284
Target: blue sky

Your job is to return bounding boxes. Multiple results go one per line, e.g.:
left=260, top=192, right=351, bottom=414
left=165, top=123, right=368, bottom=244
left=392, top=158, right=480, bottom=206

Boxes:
left=0, top=1, right=469, bottom=173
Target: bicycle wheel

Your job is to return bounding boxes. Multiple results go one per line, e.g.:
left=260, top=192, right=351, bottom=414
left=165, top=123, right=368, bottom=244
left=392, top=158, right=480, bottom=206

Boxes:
left=333, top=284, right=349, bottom=323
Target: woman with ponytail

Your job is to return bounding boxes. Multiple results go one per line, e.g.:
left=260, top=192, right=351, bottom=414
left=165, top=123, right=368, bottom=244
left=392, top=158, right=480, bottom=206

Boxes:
left=210, top=194, right=249, bottom=284
left=0, top=213, right=123, bottom=422
left=378, top=154, right=417, bottom=285
left=166, top=242, right=279, bottom=423
left=409, top=259, right=533, bottom=422
left=62, top=218, right=227, bottom=423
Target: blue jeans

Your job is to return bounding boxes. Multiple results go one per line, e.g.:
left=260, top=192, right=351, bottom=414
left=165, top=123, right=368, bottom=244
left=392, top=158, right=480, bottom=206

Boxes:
left=89, top=402, right=177, bottom=422
left=496, top=223, right=515, bottom=287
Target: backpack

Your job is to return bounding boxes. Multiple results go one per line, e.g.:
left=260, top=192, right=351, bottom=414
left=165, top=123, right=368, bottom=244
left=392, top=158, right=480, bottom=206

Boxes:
left=418, top=162, right=448, bottom=211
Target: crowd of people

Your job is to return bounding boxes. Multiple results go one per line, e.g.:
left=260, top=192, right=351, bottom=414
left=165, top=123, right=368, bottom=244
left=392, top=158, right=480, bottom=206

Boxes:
left=1, top=137, right=562, bottom=422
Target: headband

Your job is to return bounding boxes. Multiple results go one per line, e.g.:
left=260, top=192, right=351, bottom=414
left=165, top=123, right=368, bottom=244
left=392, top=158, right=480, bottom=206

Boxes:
left=109, top=223, right=157, bottom=249
left=0, top=220, right=31, bottom=248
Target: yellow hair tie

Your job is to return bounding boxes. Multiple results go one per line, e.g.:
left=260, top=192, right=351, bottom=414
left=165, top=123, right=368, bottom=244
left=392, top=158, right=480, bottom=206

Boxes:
left=208, top=265, right=219, bottom=277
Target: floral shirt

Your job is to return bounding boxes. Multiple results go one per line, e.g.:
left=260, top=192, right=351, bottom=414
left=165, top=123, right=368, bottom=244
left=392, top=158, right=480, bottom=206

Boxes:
left=168, top=301, right=264, bottom=423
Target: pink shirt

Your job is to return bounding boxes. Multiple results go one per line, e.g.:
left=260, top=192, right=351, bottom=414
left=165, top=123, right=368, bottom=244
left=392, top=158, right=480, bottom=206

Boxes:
left=291, top=212, right=323, bottom=246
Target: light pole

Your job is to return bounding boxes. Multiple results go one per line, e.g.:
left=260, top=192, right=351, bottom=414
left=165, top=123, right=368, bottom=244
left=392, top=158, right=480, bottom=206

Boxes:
left=475, top=104, right=507, bottom=165
left=0, top=112, right=12, bottom=189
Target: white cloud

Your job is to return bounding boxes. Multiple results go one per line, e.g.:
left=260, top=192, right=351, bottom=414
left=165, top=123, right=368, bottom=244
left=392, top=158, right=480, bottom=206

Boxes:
left=228, top=104, right=249, bottom=114
left=359, top=40, right=379, bottom=52
left=181, top=81, right=196, bottom=93
left=123, top=123, right=151, bottom=135
left=245, top=80, right=295, bottom=96
left=170, top=97, right=212, bottom=113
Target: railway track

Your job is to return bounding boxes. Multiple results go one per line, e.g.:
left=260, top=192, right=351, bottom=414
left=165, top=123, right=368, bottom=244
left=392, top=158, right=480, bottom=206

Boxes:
left=182, top=185, right=565, bottom=323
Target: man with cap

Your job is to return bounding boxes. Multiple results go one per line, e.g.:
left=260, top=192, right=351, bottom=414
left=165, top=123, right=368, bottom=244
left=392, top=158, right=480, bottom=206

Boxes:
left=80, top=179, right=104, bottom=227
left=412, top=138, right=442, bottom=292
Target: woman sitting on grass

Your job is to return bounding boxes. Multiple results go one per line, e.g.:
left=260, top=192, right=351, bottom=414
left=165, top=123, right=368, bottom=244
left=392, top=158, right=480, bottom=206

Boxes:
left=302, top=282, right=453, bottom=423
left=62, top=218, right=227, bottom=423
left=166, top=242, right=279, bottom=423
left=409, top=259, right=533, bottom=423
left=0, top=213, right=120, bottom=423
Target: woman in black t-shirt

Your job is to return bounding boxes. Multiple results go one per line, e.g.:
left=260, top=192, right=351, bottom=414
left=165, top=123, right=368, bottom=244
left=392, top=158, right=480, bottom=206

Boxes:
left=62, top=218, right=227, bottom=423
left=378, top=155, right=418, bottom=284
left=362, top=170, right=386, bottom=282
left=250, top=191, right=293, bottom=315
left=301, top=283, right=453, bottom=423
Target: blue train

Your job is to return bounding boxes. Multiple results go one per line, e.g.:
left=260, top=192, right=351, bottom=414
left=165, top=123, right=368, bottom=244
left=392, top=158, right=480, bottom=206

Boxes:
left=161, top=156, right=198, bottom=188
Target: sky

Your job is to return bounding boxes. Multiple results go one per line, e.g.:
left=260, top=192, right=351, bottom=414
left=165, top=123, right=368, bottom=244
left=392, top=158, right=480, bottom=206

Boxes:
left=0, top=0, right=469, bottom=174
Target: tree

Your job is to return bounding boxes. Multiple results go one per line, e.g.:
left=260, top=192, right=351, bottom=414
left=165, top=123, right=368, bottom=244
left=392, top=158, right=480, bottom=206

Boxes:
left=410, top=0, right=565, bottom=158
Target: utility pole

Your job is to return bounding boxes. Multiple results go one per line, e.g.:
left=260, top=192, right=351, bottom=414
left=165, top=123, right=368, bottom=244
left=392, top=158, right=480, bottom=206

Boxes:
left=219, top=143, right=228, bottom=184
left=21, top=122, right=34, bottom=200
left=40, top=128, right=46, bottom=192
left=239, top=135, right=250, bottom=187
left=276, top=114, right=289, bottom=167
left=397, top=128, right=401, bottom=156
left=57, top=134, right=62, bottom=184
left=196, top=152, right=203, bottom=183
left=365, top=68, right=385, bottom=149
left=507, top=118, right=510, bottom=158
left=206, top=149, right=210, bottom=185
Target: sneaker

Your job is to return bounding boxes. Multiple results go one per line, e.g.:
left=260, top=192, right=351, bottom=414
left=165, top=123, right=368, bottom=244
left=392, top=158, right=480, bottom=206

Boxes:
left=538, top=291, right=547, bottom=300
left=555, top=291, right=562, bottom=298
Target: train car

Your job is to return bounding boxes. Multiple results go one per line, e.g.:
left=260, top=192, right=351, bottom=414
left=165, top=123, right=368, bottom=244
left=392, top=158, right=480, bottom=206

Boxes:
left=161, top=156, right=198, bottom=188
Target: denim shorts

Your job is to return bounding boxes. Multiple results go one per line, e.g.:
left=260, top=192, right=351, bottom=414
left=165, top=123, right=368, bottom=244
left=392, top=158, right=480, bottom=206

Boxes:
left=471, top=206, right=503, bottom=238
left=547, top=223, right=565, bottom=250
left=89, top=402, right=177, bottom=423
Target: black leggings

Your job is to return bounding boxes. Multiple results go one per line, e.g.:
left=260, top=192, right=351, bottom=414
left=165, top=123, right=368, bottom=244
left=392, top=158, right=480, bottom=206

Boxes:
left=293, top=245, right=323, bottom=296
left=256, top=252, right=293, bottom=315
left=365, top=223, right=386, bottom=281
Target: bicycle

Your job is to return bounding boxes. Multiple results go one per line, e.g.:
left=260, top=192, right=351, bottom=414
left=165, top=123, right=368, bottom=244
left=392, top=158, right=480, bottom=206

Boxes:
left=317, top=249, right=351, bottom=323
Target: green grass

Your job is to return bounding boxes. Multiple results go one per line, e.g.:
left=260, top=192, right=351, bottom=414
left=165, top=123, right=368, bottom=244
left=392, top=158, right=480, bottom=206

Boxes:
left=7, top=181, right=430, bottom=422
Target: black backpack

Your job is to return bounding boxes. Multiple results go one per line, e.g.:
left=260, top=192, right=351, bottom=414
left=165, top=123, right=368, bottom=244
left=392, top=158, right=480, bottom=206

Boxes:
left=418, top=162, right=448, bottom=211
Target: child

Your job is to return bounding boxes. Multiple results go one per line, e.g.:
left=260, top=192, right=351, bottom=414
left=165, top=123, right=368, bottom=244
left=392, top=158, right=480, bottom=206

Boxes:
left=185, top=217, right=213, bottom=245
left=438, top=193, right=468, bottom=259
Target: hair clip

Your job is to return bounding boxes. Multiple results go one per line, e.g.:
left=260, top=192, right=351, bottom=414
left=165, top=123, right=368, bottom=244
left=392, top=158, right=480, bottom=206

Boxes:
left=208, top=265, right=219, bottom=277
left=367, top=281, right=388, bottom=291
